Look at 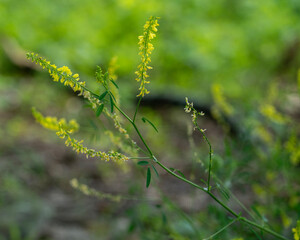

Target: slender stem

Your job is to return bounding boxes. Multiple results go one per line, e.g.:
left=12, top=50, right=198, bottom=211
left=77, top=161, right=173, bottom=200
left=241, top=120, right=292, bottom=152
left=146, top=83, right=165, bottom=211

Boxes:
left=156, top=160, right=205, bottom=191
left=112, top=101, right=153, bottom=157
left=133, top=96, right=142, bottom=123
left=113, top=98, right=291, bottom=240
left=203, top=217, right=239, bottom=240
left=132, top=121, right=154, bottom=157
left=158, top=161, right=290, bottom=240
left=240, top=218, right=290, bottom=240
left=213, top=175, right=258, bottom=222
left=132, top=157, right=151, bottom=159
left=194, top=123, right=212, bottom=191
left=206, top=191, right=239, bottom=217
left=202, top=130, right=213, bottom=191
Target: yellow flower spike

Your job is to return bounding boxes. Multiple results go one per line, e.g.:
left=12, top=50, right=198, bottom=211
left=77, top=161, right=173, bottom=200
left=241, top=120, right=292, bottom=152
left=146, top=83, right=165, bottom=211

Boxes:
left=27, top=53, right=101, bottom=110
left=32, top=107, right=129, bottom=163
left=211, top=84, right=234, bottom=116
left=55, top=126, right=129, bottom=162
left=70, top=178, right=122, bottom=202
left=32, top=108, right=79, bottom=133
left=135, top=16, right=159, bottom=97
left=260, top=104, right=288, bottom=124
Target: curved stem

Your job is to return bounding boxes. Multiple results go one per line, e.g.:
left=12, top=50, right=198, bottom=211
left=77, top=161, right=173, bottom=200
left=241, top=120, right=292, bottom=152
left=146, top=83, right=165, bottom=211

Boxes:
left=155, top=160, right=205, bottom=191
left=203, top=217, right=239, bottom=240
left=112, top=102, right=153, bottom=157
left=240, top=218, right=290, bottom=240
left=198, top=126, right=212, bottom=191
left=133, top=96, right=142, bottom=123
left=129, top=156, right=152, bottom=160
left=113, top=100, right=291, bottom=240
left=213, top=174, right=258, bottom=222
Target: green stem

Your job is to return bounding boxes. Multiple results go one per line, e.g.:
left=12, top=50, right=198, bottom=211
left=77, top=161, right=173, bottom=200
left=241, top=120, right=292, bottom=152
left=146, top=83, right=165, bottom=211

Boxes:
left=203, top=217, right=239, bottom=240
left=156, top=161, right=205, bottom=191
left=213, top=174, right=258, bottom=222
left=199, top=127, right=212, bottom=191
left=112, top=101, right=153, bottom=157
left=133, top=96, right=142, bottom=123
left=157, top=161, right=290, bottom=240
left=113, top=100, right=291, bottom=240
left=129, top=157, right=151, bottom=160
left=240, top=217, right=290, bottom=240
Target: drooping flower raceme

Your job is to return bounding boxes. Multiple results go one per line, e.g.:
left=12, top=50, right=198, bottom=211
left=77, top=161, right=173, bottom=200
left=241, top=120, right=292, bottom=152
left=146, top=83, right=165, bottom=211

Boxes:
left=27, top=53, right=102, bottom=110
left=70, top=178, right=121, bottom=202
left=32, top=108, right=129, bottom=163
left=32, top=107, right=79, bottom=133
left=135, top=16, right=159, bottom=97
left=56, top=127, right=129, bottom=162
left=28, top=53, right=133, bottom=145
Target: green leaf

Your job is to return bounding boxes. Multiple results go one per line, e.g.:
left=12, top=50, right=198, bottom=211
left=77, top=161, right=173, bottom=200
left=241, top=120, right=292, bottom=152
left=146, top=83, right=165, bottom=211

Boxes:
left=200, top=179, right=207, bottom=185
left=110, top=79, right=119, bottom=89
left=109, top=95, right=114, bottom=113
left=146, top=167, right=151, bottom=188
left=96, top=104, right=104, bottom=117
left=109, top=92, right=116, bottom=102
left=169, top=167, right=185, bottom=178
left=137, top=161, right=149, bottom=166
left=141, top=117, right=158, bottom=133
left=98, top=91, right=108, bottom=101
left=151, top=165, right=159, bottom=178
left=161, top=212, right=167, bottom=225
left=177, top=170, right=186, bottom=178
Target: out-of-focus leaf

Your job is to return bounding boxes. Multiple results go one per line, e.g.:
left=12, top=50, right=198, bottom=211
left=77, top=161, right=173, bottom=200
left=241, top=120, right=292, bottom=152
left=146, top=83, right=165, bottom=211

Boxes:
left=142, top=117, right=158, bottom=133
left=96, top=104, right=104, bottom=117
left=137, top=161, right=149, bottom=166
left=146, top=167, right=151, bottom=188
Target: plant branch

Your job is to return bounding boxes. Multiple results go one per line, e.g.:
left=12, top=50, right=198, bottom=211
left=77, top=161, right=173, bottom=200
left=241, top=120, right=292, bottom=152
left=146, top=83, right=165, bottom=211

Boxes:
left=113, top=97, right=291, bottom=240
left=133, top=96, right=142, bottom=123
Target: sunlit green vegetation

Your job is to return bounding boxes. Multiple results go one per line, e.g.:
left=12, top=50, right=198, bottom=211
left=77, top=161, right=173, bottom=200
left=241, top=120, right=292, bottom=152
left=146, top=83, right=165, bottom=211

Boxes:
left=0, top=0, right=300, bottom=239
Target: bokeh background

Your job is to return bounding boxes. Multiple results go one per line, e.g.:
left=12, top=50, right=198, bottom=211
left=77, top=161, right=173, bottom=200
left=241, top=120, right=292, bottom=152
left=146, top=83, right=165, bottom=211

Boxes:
left=1, top=0, right=300, bottom=239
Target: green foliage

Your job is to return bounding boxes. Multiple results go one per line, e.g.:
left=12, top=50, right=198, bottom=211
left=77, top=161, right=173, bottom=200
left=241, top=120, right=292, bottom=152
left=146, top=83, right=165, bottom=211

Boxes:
left=146, top=167, right=151, bottom=188
left=142, top=117, right=158, bottom=133
left=1, top=1, right=300, bottom=239
left=25, top=16, right=299, bottom=240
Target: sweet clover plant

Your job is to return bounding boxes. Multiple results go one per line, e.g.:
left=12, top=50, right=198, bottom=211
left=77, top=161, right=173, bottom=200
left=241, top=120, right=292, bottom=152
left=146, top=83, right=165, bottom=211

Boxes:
left=27, top=17, right=297, bottom=240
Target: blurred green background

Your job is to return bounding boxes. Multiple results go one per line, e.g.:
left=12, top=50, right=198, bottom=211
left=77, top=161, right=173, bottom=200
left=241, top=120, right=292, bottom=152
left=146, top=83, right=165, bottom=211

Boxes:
left=0, top=0, right=300, bottom=239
